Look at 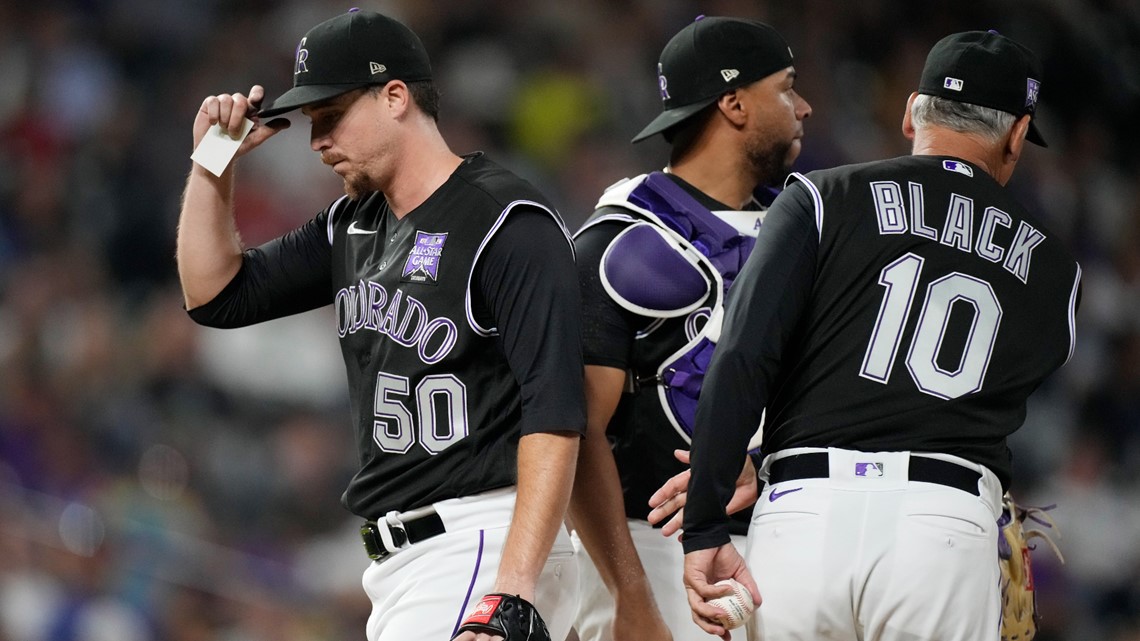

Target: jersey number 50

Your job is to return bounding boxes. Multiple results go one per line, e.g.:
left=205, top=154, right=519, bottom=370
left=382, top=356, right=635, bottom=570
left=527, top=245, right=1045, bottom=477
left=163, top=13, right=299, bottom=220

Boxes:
left=372, top=372, right=469, bottom=453
left=860, top=253, right=1002, bottom=400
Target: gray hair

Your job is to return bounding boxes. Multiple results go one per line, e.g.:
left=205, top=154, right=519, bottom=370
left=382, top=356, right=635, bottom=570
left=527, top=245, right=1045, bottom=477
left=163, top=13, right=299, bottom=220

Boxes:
left=911, top=94, right=1016, bottom=145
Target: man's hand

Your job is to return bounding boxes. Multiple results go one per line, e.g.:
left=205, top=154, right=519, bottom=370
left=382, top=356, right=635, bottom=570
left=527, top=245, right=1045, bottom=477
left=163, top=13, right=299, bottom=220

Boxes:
left=647, top=450, right=759, bottom=537
left=683, top=544, right=760, bottom=641
left=193, top=85, right=290, bottom=159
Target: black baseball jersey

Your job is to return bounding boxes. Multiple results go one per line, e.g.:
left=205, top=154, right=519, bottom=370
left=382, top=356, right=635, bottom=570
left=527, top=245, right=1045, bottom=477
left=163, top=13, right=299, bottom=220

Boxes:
left=188, top=153, right=586, bottom=519
left=576, top=172, right=766, bottom=534
left=684, top=155, right=1081, bottom=552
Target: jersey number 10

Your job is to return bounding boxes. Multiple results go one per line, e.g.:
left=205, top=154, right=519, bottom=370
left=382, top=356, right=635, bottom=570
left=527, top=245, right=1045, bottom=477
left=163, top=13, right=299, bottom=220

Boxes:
left=859, top=253, right=1002, bottom=400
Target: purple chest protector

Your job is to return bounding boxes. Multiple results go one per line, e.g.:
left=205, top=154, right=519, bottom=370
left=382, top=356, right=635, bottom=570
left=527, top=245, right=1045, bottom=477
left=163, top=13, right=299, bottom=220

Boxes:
left=602, top=172, right=759, bottom=439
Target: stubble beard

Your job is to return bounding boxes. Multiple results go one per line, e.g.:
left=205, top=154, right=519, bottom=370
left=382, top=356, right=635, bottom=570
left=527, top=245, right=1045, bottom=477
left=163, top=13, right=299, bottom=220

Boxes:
left=746, top=134, right=796, bottom=188
left=343, top=171, right=380, bottom=201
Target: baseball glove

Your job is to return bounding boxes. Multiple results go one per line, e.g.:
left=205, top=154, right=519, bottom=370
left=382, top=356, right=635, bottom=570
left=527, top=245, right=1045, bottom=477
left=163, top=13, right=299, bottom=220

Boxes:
left=998, top=492, right=1064, bottom=641
left=452, top=593, right=550, bottom=641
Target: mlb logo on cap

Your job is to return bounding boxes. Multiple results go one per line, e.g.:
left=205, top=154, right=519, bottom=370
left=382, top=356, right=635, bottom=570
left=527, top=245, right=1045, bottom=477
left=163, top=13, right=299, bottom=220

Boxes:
left=943, top=77, right=964, bottom=91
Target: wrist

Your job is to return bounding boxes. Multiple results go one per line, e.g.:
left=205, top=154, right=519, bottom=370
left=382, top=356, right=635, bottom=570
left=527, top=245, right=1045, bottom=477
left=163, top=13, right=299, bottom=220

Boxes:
left=491, top=578, right=535, bottom=603
left=613, top=582, right=657, bottom=608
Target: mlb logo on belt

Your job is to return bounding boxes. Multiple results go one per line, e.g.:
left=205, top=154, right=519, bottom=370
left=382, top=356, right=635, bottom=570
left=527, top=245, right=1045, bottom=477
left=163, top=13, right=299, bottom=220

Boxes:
left=402, top=231, right=448, bottom=283
left=855, top=462, right=884, bottom=477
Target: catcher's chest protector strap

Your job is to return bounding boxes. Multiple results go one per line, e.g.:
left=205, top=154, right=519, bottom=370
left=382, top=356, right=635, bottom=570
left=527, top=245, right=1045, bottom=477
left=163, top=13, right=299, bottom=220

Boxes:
left=625, top=172, right=756, bottom=291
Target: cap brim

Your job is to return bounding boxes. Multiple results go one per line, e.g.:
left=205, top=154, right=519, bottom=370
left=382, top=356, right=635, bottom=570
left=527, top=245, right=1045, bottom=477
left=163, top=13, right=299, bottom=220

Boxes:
left=1026, top=119, right=1047, bottom=147
left=257, top=83, right=373, bottom=118
left=630, top=97, right=718, bottom=143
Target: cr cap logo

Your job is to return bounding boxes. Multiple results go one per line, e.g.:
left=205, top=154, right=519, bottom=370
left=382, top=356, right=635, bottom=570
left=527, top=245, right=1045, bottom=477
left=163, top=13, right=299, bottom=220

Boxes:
left=721, top=68, right=740, bottom=83
left=657, top=63, right=670, bottom=100
left=370, top=62, right=387, bottom=75
left=295, top=36, right=309, bottom=75
left=943, top=77, right=963, bottom=91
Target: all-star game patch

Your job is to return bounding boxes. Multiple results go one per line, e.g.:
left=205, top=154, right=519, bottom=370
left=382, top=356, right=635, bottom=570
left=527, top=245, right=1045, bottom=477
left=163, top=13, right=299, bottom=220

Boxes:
left=402, top=231, right=448, bottom=284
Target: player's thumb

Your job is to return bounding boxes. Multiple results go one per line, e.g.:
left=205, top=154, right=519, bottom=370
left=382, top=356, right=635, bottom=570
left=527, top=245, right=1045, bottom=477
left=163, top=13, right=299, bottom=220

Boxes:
left=239, top=118, right=290, bottom=155
left=253, top=118, right=291, bottom=140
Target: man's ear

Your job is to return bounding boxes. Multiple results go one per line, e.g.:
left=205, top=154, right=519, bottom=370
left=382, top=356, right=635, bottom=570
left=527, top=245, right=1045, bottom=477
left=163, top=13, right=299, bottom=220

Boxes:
left=1005, top=114, right=1030, bottom=163
left=383, top=80, right=411, bottom=117
left=901, top=92, right=918, bottom=141
left=716, top=90, right=747, bottom=127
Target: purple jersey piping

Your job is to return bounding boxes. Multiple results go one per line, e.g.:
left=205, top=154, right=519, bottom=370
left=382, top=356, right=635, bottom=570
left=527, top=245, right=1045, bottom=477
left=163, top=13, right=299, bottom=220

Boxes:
left=326, top=195, right=350, bottom=245
left=788, top=172, right=824, bottom=241
left=465, top=200, right=573, bottom=336
left=1065, top=263, right=1082, bottom=365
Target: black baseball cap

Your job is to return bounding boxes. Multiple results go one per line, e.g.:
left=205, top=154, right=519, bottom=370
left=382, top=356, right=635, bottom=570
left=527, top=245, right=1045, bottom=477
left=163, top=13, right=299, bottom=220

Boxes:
left=918, top=30, right=1047, bottom=147
left=258, top=9, right=432, bottom=118
left=632, top=16, right=794, bottom=143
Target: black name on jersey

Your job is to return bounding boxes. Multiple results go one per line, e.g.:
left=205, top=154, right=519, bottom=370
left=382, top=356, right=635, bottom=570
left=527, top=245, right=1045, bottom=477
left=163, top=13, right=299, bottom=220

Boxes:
left=335, top=279, right=459, bottom=364
left=870, top=181, right=1046, bottom=284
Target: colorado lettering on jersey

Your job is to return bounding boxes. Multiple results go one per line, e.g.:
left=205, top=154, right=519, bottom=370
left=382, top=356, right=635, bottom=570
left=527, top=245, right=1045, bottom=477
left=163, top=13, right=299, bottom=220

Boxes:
left=869, top=180, right=1045, bottom=284
left=334, top=279, right=459, bottom=364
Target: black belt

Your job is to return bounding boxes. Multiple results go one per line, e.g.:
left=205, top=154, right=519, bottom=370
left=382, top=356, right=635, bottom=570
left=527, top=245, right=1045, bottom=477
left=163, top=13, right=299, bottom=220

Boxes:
left=767, top=452, right=981, bottom=496
left=360, top=511, right=446, bottom=560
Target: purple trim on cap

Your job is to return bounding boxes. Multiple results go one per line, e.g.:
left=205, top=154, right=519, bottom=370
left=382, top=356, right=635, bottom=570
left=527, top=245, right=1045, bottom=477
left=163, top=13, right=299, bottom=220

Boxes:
left=349, top=7, right=359, bottom=11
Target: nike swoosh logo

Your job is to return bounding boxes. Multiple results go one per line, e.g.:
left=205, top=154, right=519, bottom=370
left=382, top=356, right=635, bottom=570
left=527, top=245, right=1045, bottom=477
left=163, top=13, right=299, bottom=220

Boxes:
left=347, top=222, right=378, bottom=235
left=768, top=487, right=803, bottom=502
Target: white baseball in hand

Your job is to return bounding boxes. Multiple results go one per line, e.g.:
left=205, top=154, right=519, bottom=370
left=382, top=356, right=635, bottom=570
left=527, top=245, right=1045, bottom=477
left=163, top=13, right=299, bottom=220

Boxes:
left=706, top=578, right=755, bottom=630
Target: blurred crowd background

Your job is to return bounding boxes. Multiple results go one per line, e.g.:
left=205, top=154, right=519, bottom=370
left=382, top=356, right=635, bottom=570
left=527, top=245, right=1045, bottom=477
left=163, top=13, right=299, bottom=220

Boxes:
left=1, top=0, right=1137, bottom=640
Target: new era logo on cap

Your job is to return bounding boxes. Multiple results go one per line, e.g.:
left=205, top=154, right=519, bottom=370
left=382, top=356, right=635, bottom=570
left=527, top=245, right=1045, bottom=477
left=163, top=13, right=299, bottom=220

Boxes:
left=721, top=68, right=740, bottom=82
left=370, top=62, right=386, bottom=75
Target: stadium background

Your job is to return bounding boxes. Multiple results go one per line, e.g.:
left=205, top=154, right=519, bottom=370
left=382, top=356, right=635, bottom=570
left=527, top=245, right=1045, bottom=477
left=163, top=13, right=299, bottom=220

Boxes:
left=0, top=0, right=1137, bottom=639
